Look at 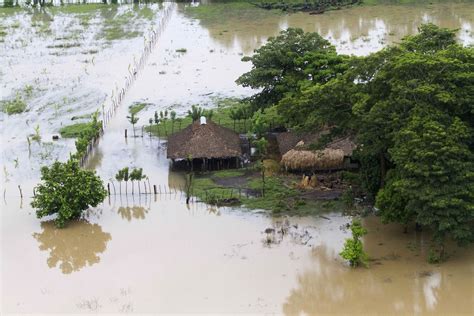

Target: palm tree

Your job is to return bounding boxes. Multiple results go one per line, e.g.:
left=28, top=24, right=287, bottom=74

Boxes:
left=127, top=113, right=139, bottom=137
left=229, top=108, right=239, bottom=131
left=115, top=170, right=124, bottom=195
left=130, top=168, right=146, bottom=195
left=123, top=167, right=130, bottom=195
left=187, top=105, right=204, bottom=122
left=170, top=111, right=177, bottom=133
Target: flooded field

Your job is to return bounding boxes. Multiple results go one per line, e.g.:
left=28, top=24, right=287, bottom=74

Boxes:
left=1, top=1, right=474, bottom=314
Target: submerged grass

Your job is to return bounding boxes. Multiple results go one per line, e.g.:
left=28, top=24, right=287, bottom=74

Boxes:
left=128, top=102, right=148, bottom=116
left=1, top=95, right=27, bottom=115
left=59, top=122, right=91, bottom=138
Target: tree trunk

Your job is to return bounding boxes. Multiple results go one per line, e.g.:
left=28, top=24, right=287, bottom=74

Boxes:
left=379, top=152, right=386, bottom=188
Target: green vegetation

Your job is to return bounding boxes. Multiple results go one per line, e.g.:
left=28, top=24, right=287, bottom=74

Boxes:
left=340, top=219, right=369, bottom=267
left=254, top=0, right=362, bottom=13
left=145, top=98, right=255, bottom=137
left=175, top=48, right=187, bottom=53
left=59, top=122, right=91, bottom=138
left=237, top=24, right=474, bottom=261
left=185, top=1, right=280, bottom=26
left=72, top=112, right=102, bottom=159
left=31, top=159, right=107, bottom=228
left=128, top=102, right=148, bottom=116
left=189, top=167, right=345, bottom=215
left=1, top=94, right=27, bottom=115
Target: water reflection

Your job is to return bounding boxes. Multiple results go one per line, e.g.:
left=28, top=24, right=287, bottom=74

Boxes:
left=282, top=216, right=473, bottom=315
left=32, top=220, right=111, bottom=274
left=117, top=205, right=148, bottom=221
left=184, top=2, right=474, bottom=55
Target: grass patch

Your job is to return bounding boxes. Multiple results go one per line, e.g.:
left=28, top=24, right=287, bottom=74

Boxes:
left=145, top=98, right=252, bottom=137
left=1, top=95, right=27, bottom=115
left=187, top=167, right=345, bottom=215
left=212, top=169, right=246, bottom=178
left=59, top=122, right=91, bottom=138
left=128, top=102, right=148, bottom=116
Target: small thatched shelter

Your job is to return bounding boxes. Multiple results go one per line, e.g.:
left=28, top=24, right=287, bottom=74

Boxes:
left=281, top=136, right=357, bottom=171
left=167, top=119, right=243, bottom=170
left=276, top=131, right=324, bottom=157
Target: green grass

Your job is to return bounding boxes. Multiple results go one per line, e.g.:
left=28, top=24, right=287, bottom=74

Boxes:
left=128, top=102, right=148, bottom=116
left=212, top=169, right=246, bottom=178
left=187, top=167, right=345, bottom=215
left=59, top=122, right=91, bottom=138
left=145, top=98, right=252, bottom=138
left=1, top=96, right=27, bottom=115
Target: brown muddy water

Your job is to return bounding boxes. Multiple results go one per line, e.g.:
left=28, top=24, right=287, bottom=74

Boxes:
left=1, top=1, right=474, bottom=314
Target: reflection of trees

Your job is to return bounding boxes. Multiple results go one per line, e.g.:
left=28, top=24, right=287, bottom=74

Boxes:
left=282, top=220, right=469, bottom=315
left=32, top=220, right=111, bottom=274
left=182, top=3, right=473, bottom=54
left=117, top=206, right=148, bottom=221
left=168, top=169, right=187, bottom=191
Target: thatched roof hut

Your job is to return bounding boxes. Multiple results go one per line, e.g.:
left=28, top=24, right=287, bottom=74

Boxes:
left=281, top=136, right=356, bottom=171
left=276, top=131, right=323, bottom=156
left=167, top=119, right=242, bottom=160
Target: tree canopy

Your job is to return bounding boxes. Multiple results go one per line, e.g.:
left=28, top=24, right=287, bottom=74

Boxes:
left=237, top=24, right=474, bottom=260
left=32, top=159, right=107, bottom=228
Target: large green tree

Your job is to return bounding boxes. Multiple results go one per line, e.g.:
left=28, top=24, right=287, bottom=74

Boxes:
left=238, top=24, right=474, bottom=261
left=237, top=28, right=344, bottom=109
left=32, top=159, right=107, bottom=228
left=377, top=112, right=474, bottom=260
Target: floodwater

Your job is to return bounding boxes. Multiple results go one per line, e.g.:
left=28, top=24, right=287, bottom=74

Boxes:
left=1, top=1, right=474, bottom=314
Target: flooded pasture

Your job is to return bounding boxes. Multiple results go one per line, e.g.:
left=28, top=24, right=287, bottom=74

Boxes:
left=1, top=1, right=474, bottom=314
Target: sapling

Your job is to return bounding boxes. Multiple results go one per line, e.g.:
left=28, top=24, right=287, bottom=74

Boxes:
left=340, top=219, right=369, bottom=267
left=127, top=113, right=139, bottom=137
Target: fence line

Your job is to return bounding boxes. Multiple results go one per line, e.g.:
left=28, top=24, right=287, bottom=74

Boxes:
left=78, top=3, right=175, bottom=167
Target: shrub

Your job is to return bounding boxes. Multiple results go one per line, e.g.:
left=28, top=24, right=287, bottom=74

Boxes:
left=31, top=159, right=107, bottom=228
left=2, top=95, right=27, bottom=114
left=340, top=219, right=369, bottom=267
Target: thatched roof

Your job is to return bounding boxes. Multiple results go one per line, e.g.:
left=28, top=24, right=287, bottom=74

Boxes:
left=277, top=131, right=356, bottom=157
left=167, top=120, right=242, bottom=160
left=326, top=136, right=356, bottom=157
left=276, top=131, right=322, bottom=156
left=280, top=136, right=356, bottom=171
left=281, top=148, right=345, bottom=171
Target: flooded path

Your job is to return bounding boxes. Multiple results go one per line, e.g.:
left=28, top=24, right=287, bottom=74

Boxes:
left=1, top=1, right=474, bottom=314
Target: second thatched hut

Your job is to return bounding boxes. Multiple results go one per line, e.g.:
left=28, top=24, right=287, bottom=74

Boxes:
left=279, top=134, right=357, bottom=172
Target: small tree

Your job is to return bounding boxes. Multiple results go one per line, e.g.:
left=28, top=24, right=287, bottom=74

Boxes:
left=254, top=137, right=268, bottom=197
left=340, top=219, right=369, bottom=267
left=130, top=168, right=146, bottom=195
left=115, top=169, right=124, bottom=195
left=127, top=113, right=139, bottom=137
left=121, top=167, right=130, bottom=195
left=31, top=159, right=107, bottom=228
left=229, top=108, right=239, bottom=131
left=170, top=110, right=176, bottom=133
left=187, top=105, right=204, bottom=122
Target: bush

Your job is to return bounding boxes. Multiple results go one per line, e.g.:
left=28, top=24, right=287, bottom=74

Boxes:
left=59, top=123, right=91, bottom=138
left=2, top=95, right=27, bottom=114
left=31, top=159, right=107, bottom=228
left=340, top=219, right=369, bottom=267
